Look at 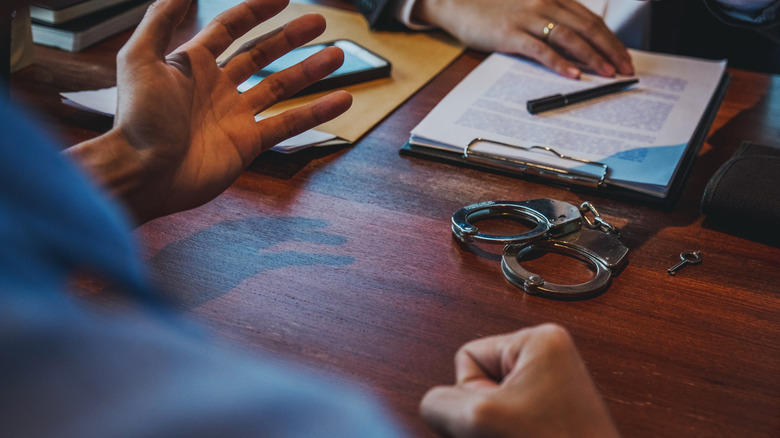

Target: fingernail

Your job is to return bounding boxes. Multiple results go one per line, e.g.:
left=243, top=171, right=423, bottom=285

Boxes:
left=567, top=66, right=581, bottom=79
left=602, top=63, right=616, bottom=77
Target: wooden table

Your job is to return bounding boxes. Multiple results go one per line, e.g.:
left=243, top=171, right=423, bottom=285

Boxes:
left=11, top=1, right=780, bottom=436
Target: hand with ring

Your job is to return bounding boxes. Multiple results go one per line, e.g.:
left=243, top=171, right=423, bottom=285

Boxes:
left=411, top=0, right=634, bottom=78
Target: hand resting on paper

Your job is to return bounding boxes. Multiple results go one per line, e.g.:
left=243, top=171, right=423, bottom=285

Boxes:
left=409, top=0, right=635, bottom=79
left=65, top=0, right=353, bottom=225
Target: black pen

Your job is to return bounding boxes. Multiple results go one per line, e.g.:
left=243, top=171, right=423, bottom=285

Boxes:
left=526, top=78, right=639, bottom=115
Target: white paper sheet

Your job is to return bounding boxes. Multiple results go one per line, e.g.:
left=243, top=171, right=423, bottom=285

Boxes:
left=60, top=87, right=340, bottom=154
left=409, top=50, right=726, bottom=197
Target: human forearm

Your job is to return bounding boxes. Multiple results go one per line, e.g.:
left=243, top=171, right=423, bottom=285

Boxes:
left=64, top=129, right=170, bottom=225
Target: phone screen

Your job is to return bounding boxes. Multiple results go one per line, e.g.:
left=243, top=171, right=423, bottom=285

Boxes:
left=237, top=40, right=391, bottom=95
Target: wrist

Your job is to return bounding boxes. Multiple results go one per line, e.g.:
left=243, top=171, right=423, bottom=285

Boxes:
left=411, top=0, right=449, bottom=28
left=64, top=128, right=157, bottom=225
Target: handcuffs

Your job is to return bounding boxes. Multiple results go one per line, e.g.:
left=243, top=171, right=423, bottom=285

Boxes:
left=452, top=199, right=628, bottom=299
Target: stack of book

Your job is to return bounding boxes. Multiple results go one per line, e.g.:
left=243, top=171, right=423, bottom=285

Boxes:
left=30, top=0, right=153, bottom=52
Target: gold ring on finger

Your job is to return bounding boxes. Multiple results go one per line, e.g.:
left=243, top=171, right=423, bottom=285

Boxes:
left=542, top=22, right=556, bottom=41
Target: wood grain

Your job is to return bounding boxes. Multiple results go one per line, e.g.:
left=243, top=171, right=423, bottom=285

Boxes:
left=11, top=1, right=780, bottom=436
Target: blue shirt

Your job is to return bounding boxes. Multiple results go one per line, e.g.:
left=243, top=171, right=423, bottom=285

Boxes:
left=0, top=97, right=404, bottom=437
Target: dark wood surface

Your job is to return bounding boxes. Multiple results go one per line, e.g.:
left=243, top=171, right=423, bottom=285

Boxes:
left=11, top=1, right=780, bottom=436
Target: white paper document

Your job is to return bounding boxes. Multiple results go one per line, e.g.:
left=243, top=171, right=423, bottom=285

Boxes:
left=60, top=87, right=340, bottom=154
left=408, top=50, right=726, bottom=197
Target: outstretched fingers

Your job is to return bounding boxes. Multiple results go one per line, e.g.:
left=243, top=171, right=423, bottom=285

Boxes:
left=252, top=90, right=352, bottom=155
left=220, top=13, right=328, bottom=86
left=186, top=0, right=291, bottom=58
left=242, top=45, right=345, bottom=111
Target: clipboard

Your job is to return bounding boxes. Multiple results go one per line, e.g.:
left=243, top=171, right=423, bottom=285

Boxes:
left=400, top=72, right=731, bottom=209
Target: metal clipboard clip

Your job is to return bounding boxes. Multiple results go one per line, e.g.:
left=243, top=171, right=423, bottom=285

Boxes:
left=463, top=138, right=609, bottom=188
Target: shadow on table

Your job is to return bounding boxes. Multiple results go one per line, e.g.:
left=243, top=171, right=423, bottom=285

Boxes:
left=146, top=216, right=354, bottom=310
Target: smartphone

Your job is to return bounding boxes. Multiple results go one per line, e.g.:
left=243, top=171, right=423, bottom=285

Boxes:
left=237, top=40, right=391, bottom=96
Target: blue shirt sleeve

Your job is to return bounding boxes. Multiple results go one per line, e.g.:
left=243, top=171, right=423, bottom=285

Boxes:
left=704, top=0, right=780, bottom=27
left=0, top=97, right=406, bottom=438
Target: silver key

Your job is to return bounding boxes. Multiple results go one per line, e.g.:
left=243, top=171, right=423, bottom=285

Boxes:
left=668, top=250, right=702, bottom=276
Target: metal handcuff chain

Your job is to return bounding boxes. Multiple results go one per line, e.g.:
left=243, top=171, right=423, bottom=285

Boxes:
left=579, top=201, right=622, bottom=237
left=452, top=199, right=629, bottom=299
